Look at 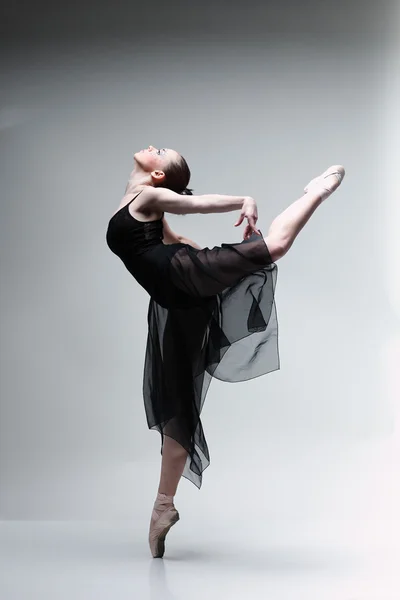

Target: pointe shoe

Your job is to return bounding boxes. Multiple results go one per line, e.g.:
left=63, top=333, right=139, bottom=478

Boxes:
left=149, top=494, right=180, bottom=558
left=304, top=165, right=345, bottom=200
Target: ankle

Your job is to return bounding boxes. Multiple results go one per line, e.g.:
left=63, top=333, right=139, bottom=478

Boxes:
left=304, top=188, right=325, bottom=203
left=157, top=491, right=174, bottom=499
left=155, top=492, right=174, bottom=506
left=152, top=492, right=175, bottom=518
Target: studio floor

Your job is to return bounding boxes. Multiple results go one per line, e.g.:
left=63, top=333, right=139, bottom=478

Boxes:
left=1, top=508, right=399, bottom=599
left=2, top=437, right=400, bottom=599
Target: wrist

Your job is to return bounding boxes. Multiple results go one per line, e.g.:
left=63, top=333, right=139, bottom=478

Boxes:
left=243, top=196, right=255, bottom=207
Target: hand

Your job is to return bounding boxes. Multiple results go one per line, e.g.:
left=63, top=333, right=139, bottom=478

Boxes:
left=234, top=196, right=260, bottom=240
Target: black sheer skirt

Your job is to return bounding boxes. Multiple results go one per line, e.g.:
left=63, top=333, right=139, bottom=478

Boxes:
left=143, top=233, right=279, bottom=488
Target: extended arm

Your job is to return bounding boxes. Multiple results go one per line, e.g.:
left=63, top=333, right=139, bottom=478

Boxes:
left=150, top=187, right=249, bottom=215
left=144, top=187, right=259, bottom=239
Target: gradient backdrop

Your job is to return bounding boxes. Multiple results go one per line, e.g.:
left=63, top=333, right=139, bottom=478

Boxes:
left=0, top=0, right=399, bottom=598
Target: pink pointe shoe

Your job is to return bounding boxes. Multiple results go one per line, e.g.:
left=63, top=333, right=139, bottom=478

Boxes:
left=304, top=165, right=345, bottom=201
left=149, top=493, right=180, bottom=558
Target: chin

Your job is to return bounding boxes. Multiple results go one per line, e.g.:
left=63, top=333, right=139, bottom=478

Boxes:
left=133, top=152, right=146, bottom=168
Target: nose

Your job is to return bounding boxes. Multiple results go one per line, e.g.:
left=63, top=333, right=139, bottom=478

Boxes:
left=148, top=145, right=155, bottom=152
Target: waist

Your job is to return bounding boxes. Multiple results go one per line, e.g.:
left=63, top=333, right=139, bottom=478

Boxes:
left=107, top=236, right=163, bottom=257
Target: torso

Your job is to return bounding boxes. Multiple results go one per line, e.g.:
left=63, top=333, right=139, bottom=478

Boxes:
left=106, top=189, right=187, bottom=309
left=106, top=187, right=165, bottom=261
left=111, top=188, right=163, bottom=223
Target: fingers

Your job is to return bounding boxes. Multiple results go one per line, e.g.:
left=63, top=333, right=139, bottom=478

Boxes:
left=234, top=214, right=244, bottom=227
left=243, top=224, right=251, bottom=239
left=235, top=214, right=260, bottom=239
left=242, top=221, right=261, bottom=240
left=243, top=224, right=256, bottom=239
left=247, top=216, right=260, bottom=236
left=247, top=215, right=256, bottom=229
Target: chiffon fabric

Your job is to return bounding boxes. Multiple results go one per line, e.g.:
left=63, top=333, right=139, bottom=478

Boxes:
left=106, top=194, right=279, bottom=488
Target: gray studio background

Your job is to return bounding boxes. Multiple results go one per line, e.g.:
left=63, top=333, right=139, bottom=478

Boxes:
left=1, top=1, right=399, bottom=590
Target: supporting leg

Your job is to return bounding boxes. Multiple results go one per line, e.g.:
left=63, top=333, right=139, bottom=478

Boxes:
left=148, top=435, right=187, bottom=558
left=158, top=434, right=188, bottom=497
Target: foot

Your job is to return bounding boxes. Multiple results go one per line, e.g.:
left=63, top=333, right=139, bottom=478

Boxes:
left=304, top=165, right=345, bottom=201
left=149, top=493, right=180, bottom=558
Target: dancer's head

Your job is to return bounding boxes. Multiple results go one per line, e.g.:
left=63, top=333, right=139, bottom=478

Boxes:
left=134, top=146, right=193, bottom=195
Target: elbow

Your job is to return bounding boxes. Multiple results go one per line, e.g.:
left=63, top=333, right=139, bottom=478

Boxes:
left=163, top=233, right=182, bottom=244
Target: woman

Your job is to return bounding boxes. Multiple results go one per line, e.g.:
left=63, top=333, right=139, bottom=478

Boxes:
left=106, top=145, right=345, bottom=558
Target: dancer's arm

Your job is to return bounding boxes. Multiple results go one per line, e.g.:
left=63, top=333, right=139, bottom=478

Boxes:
left=161, top=217, right=180, bottom=244
left=162, top=217, right=202, bottom=249
left=178, top=236, right=202, bottom=249
left=146, top=187, right=259, bottom=236
left=151, top=187, right=251, bottom=214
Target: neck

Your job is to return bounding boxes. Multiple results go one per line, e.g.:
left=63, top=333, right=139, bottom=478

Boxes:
left=124, top=164, right=153, bottom=195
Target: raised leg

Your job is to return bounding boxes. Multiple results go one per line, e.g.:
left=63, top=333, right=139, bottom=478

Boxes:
left=265, top=165, right=345, bottom=261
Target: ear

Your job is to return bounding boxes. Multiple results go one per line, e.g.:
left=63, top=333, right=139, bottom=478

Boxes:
left=151, top=170, right=166, bottom=185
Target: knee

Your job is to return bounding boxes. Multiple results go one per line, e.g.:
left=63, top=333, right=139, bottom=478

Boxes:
left=265, top=236, right=291, bottom=262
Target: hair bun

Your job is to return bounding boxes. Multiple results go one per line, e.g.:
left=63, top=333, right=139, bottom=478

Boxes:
left=181, top=187, right=194, bottom=196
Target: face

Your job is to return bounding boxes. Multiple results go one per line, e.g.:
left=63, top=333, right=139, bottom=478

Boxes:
left=134, top=145, right=180, bottom=174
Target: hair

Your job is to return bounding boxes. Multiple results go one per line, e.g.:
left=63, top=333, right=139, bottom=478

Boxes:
left=163, top=154, right=193, bottom=195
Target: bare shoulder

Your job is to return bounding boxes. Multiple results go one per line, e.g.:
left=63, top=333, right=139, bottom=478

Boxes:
left=129, top=187, right=210, bottom=217
left=129, top=187, right=163, bottom=221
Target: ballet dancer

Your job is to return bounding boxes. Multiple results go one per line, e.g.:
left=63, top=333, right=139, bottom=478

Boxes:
left=106, top=145, right=345, bottom=558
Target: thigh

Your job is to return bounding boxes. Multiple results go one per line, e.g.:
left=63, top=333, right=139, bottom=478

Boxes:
left=169, top=236, right=273, bottom=298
